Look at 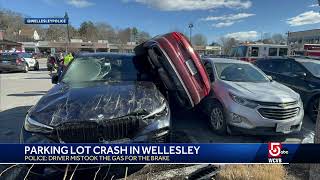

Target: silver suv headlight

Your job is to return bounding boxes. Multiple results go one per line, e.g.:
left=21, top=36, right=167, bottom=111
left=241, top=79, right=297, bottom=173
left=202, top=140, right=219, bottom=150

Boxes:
left=24, top=115, right=54, bottom=134
left=229, top=92, right=258, bottom=109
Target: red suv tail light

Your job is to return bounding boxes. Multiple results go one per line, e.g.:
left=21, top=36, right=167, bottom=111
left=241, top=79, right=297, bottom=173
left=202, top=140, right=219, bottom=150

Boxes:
left=172, top=32, right=181, bottom=41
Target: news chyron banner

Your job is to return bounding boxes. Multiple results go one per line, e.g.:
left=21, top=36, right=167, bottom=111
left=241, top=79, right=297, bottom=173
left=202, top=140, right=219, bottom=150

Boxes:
left=0, top=143, right=319, bottom=164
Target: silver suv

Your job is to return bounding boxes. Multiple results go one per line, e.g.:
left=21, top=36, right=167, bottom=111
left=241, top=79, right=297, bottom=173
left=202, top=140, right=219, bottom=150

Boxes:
left=200, top=58, right=304, bottom=135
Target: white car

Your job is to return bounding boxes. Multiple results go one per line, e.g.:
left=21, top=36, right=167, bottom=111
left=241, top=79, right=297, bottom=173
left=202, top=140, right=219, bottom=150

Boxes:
left=18, top=53, right=39, bottom=71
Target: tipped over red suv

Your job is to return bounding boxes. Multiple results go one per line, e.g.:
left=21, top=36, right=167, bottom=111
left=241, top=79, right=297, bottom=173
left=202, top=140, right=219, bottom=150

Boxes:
left=135, top=32, right=211, bottom=108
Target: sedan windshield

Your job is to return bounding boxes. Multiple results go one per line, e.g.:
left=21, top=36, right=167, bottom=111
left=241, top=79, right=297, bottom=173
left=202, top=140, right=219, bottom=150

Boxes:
left=62, top=55, right=140, bottom=83
left=300, top=61, right=320, bottom=77
left=214, top=63, right=269, bottom=82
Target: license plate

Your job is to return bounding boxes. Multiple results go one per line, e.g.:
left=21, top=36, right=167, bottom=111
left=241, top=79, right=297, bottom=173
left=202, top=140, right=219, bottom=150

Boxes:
left=276, top=123, right=291, bottom=133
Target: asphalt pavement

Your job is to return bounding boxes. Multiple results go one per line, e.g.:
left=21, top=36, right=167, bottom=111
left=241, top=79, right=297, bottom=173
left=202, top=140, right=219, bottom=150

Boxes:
left=0, top=59, right=52, bottom=143
left=0, top=59, right=315, bottom=143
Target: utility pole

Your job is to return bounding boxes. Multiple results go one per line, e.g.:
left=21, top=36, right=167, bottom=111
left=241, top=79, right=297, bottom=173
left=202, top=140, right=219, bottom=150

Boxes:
left=64, top=12, right=70, bottom=52
left=188, top=23, right=193, bottom=44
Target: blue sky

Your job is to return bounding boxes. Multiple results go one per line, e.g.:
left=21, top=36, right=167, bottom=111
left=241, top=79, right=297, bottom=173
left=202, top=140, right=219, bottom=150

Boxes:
left=0, top=0, right=319, bottom=43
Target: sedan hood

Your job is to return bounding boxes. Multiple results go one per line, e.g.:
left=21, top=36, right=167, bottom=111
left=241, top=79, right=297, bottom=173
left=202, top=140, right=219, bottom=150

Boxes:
left=29, top=81, right=166, bottom=126
left=223, top=81, right=299, bottom=103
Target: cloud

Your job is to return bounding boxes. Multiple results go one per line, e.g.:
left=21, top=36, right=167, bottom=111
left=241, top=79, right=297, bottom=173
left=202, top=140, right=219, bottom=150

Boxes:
left=225, top=31, right=258, bottom=40
left=309, top=4, right=319, bottom=7
left=201, top=13, right=255, bottom=21
left=213, top=21, right=236, bottom=28
left=126, top=0, right=252, bottom=11
left=66, top=0, right=94, bottom=8
left=201, top=13, right=254, bottom=28
left=286, top=11, right=320, bottom=26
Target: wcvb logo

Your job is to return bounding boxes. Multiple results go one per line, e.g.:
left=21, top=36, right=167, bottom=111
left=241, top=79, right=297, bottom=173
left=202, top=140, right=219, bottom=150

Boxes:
left=268, top=142, right=282, bottom=158
left=268, top=142, right=288, bottom=163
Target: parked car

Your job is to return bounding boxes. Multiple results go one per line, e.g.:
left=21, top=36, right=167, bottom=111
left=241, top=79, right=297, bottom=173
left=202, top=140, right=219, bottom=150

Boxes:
left=200, top=58, right=303, bottom=135
left=134, top=32, right=211, bottom=109
left=0, top=53, right=29, bottom=73
left=21, top=53, right=171, bottom=144
left=18, top=52, right=39, bottom=70
left=32, top=52, right=44, bottom=59
left=254, top=57, right=320, bottom=122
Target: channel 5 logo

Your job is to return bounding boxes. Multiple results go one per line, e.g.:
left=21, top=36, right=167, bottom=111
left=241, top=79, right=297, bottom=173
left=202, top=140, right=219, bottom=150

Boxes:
left=268, top=142, right=289, bottom=163
left=268, top=142, right=282, bottom=158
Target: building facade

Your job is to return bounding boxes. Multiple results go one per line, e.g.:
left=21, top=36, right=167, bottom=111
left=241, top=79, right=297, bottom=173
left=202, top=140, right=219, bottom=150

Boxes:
left=0, top=31, right=22, bottom=52
left=21, top=41, right=220, bottom=55
left=288, top=29, right=320, bottom=51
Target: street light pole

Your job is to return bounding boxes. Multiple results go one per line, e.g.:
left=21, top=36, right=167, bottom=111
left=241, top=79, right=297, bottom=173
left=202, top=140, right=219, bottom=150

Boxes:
left=188, top=23, right=193, bottom=44
left=64, top=12, right=70, bottom=52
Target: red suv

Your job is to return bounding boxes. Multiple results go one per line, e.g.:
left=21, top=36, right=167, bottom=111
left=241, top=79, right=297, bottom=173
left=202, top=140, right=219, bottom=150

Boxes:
left=135, top=32, right=210, bottom=108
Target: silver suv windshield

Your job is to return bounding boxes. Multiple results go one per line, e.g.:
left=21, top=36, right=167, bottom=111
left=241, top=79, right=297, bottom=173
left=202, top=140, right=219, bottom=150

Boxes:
left=214, top=63, right=269, bottom=83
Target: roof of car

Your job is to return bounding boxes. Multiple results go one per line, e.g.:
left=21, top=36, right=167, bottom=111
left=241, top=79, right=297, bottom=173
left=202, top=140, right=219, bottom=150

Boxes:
left=254, top=57, right=320, bottom=63
left=203, top=58, right=251, bottom=64
left=295, top=58, right=320, bottom=63
left=253, top=57, right=294, bottom=62
left=77, top=52, right=134, bottom=58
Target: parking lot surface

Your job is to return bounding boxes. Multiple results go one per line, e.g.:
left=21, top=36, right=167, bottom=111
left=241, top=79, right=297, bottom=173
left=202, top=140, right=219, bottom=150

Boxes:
left=0, top=59, right=315, bottom=143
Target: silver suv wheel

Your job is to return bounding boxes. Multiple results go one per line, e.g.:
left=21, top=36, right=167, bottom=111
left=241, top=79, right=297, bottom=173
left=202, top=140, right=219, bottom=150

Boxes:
left=210, top=108, right=224, bottom=130
left=207, top=101, right=227, bottom=135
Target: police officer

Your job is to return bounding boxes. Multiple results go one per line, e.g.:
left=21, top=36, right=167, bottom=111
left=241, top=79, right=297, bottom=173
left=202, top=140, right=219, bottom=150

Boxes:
left=64, top=52, right=74, bottom=66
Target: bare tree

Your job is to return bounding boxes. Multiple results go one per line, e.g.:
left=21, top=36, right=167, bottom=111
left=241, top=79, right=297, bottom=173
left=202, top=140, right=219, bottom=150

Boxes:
left=0, top=8, right=154, bottom=45
left=45, top=25, right=67, bottom=41
left=118, top=28, right=131, bottom=44
left=271, top=33, right=286, bottom=44
left=0, top=9, right=26, bottom=41
left=192, top=33, right=207, bottom=46
left=79, top=21, right=98, bottom=42
left=137, top=31, right=151, bottom=44
left=219, top=37, right=238, bottom=55
left=95, top=22, right=117, bottom=42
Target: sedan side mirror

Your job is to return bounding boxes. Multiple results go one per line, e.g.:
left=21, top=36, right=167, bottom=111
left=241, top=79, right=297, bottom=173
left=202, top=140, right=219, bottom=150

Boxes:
left=51, top=74, right=59, bottom=84
left=267, top=75, right=273, bottom=81
left=295, top=72, right=307, bottom=79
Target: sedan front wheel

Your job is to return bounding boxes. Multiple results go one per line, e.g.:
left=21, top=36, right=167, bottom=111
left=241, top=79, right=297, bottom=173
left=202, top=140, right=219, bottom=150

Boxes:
left=23, top=64, right=29, bottom=73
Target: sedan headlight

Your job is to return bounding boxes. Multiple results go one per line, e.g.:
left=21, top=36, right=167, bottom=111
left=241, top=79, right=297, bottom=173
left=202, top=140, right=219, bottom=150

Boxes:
left=229, top=92, right=258, bottom=109
left=139, top=103, right=170, bottom=135
left=24, top=115, right=54, bottom=134
left=142, top=103, right=169, bottom=123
